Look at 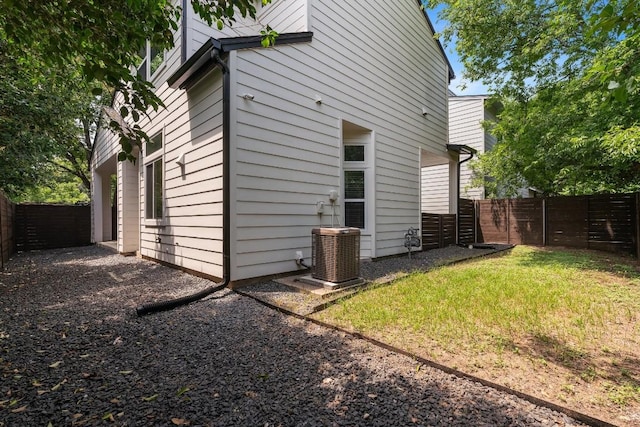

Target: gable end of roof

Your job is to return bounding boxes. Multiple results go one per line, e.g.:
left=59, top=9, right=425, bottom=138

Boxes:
left=416, top=0, right=455, bottom=82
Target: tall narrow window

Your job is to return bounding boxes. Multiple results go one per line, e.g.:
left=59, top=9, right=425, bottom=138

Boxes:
left=344, top=141, right=367, bottom=229
left=344, top=169, right=365, bottom=228
left=137, top=43, right=165, bottom=81
left=145, top=132, right=164, bottom=220
left=342, top=122, right=373, bottom=236
left=149, top=45, right=164, bottom=76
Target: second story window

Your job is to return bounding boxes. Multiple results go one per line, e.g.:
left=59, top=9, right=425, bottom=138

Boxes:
left=145, top=131, right=164, bottom=221
left=137, top=43, right=165, bottom=81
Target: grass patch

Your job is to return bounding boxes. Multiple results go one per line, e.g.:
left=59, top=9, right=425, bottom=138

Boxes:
left=317, top=246, right=638, bottom=348
left=312, top=246, right=640, bottom=420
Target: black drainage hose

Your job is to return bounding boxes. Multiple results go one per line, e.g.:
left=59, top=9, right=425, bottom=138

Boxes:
left=136, top=282, right=228, bottom=316
left=299, top=258, right=311, bottom=269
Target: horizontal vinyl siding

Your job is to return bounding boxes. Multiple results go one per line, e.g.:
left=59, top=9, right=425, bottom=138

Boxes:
left=232, top=47, right=338, bottom=279
left=92, top=117, right=121, bottom=171
left=449, top=97, right=485, bottom=200
left=231, top=0, right=449, bottom=279
left=315, top=0, right=448, bottom=257
left=421, top=165, right=450, bottom=214
left=91, top=7, right=228, bottom=277
left=138, top=68, right=225, bottom=279
left=187, top=0, right=308, bottom=56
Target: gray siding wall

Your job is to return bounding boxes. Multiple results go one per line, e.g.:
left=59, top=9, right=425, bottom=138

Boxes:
left=230, top=0, right=449, bottom=279
left=186, top=0, right=308, bottom=56
left=137, top=71, right=225, bottom=278
left=422, top=96, right=490, bottom=212
left=450, top=97, right=485, bottom=200
left=421, top=164, right=450, bottom=214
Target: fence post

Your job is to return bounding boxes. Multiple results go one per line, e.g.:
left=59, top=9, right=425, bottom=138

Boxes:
left=474, top=199, right=478, bottom=244
left=542, top=198, right=547, bottom=247
left=636, top=192, right=640, bottom=260
left=507, top=199, right=511, bottom=245
left=0, top=194, right=3, bottom=270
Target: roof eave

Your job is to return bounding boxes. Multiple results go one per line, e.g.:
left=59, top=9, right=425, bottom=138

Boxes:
left=447, top=144, right=477, bottom=156
left=168, top=32, right=314, bottom=90
left=417, top=0, right=455, bottom=82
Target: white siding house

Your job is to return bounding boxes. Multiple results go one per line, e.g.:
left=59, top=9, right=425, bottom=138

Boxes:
left=92, top=0, right=456, bottom=284
left=421, top=94, right=500, bottom=214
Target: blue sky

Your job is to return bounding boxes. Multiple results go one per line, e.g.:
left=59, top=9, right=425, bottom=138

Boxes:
left=424, top=7, right=490, bottom=96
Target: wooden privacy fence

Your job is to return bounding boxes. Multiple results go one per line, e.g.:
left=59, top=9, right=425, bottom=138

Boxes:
left=421, top=199, right=476, bottom=250
left=0, top=191, right=15, bottom=269
left=477, top=193, right=640, bottom=257
left=421, top=213, right=456, bottom=250
left=15, top=204, right=91, bottom=252
left=458, top=198, right=476, bottom=246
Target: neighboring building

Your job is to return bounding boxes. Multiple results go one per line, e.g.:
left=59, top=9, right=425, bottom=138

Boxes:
left=421, top=93, right=501, bottom=214
left=91, top=0, right=456, bottom=284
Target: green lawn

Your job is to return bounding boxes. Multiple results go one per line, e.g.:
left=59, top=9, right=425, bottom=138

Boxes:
left=312, top=246, right=640, bottom=419
left=317, top=246, right=639, bottom=346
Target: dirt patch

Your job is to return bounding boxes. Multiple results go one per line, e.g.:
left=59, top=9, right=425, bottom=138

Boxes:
left=384, top=322, right=640, bottom=426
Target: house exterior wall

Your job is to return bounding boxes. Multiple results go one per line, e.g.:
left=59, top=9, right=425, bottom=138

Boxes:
left=117, top=157, right=140, bottom=253
left=185, top=0, right=308, bottom=56
left=92, top=0, right=451, bottom=282
left=452, top=96, right=486, bottom=200
left=229, top=0, right=450, bottom=280
left=422, top=95, right=495, bottom=214
left=92, top=0, right=306, bottom=275
left=420, top=163, right=450, bottom=213
left=136, top=70, right=225, bottom=278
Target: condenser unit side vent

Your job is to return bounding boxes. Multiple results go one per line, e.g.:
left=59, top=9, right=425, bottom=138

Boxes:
left=311, top=227, right=360, bottom=283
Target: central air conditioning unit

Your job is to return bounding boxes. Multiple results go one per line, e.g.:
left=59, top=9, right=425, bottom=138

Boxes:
left=311, top=227, right=360, bottom=283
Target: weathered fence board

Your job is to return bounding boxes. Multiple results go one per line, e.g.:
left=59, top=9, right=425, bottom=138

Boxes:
left=421, top=213, right=456, bottom=250
left=15, top=204, right=91, bottom=251
left=442, top=214, right=457, bottom=247
left=477, top=193, right=638, bottom=257
left=509, top=199, right=544, bottom=245
left=0, top=192, right=15, bottom=268
left=458, top=198, right=476, bottom=245
left=587, top=194, right=636, bottom=254
left=476, top=199, right=509, bottom=244
left=546, top=196, right=589, bottom=248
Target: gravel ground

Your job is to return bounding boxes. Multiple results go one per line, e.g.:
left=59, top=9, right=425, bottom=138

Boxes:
left=0, top=245, right=589, bottom=426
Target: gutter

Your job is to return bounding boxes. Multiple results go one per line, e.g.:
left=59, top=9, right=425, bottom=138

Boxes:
left=136, top=50, right=231, bottom=316
left=447, top=144, right=477, bottom=245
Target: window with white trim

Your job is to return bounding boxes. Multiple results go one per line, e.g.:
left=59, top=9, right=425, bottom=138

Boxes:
left=344, top=145, right=366, bottom=229
left=145, top=132, right=164, bottom=220
left=137, top=42, right=165, bottom=81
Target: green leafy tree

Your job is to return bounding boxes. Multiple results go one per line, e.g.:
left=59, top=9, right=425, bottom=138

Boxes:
left=0, top=37, right=107, bottom=200
left=1, top=0, right=272, bottom=162
left=427, top=0, right=639, bottom=196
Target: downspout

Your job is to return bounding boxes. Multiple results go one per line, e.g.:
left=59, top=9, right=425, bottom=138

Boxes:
left=456, top=151, right=474, bottom=245
left=136, top=49, right=231, bottom=316
left=181, top=0, right=188, bottom=64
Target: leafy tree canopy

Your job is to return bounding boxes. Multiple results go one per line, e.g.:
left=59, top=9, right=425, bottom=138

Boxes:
left=1, top=0, right=272, bottom=164
left=0, top=36, right=105, bottom=200
left=427, top=0, right=639, bottom=196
